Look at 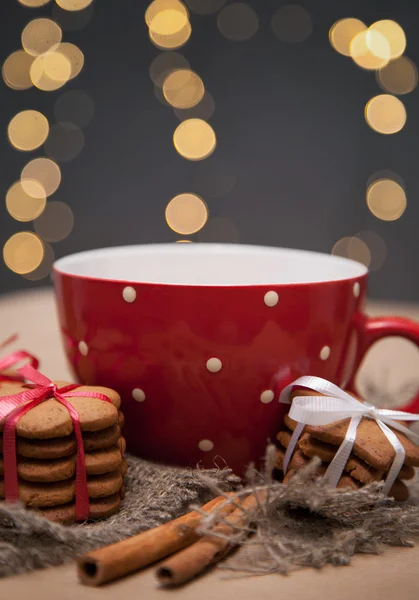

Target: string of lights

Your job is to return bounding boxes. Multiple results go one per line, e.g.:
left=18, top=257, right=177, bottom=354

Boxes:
left=2, top=3, right=413, bottom=280
left=146, top=0, right=216, bottom=240
left=329, top=17, right=414, bottom=269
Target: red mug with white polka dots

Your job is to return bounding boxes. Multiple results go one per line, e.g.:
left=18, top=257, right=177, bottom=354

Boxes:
left=53, top=244, right=419, bottom=474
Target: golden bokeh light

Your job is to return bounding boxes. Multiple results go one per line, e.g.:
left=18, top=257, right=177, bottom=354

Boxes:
left=22, top=18, right=62, bottom=57
left=43, top=49, right=72, bottom=80
left=30, top=51, right=72, bottom=91
left=44, top=122, right=85, bottom=162
left=365, top=30, right=392, bottom=60
left=56, top=0, right=94, bottom=10
left=355, top=230, right=387, bottom=272
left=185, top=0, right=226, bottom=15
left=173, top=118, right=216, bottom=161
left=367, top=179, right=407, bottom=221
left=34, top=201, right=74, bottom=242
left=377, top=56, right=418, bottom=95
left=329, top=18, right=366, bottom=56
left=6, top=181, right=46, bottom=222
left=24, top=242, right=55, bottom=282
left=2, top=50, right=34, bottom=90
left=56, top=42, right=84, bottom=79
left=369, top=20, right=406, bottom=60
left=271, top=4, right=313, bottom=43
left=149, top=20, right=192, bottom=49
left=148, top=4, right=189, bottom=36
left=198, top=217, right=240, bottom=243
left=174, top=91, right=215, bottom=121
left=21, top=158, right=61, bottom=198
left=54, top=90, right=95, bottom=128
left=176, top=239, right=193, bottom=243
left=165, top=193, right=208, bottom=234
left=18, top=0, right=51, bottom=6
left=145, top=0, right=188, bottom=26
left=163, top=69, right=205, bottom=109
left=7, top=110, right=49, bottom=152
left=217, top=2, right=259, bottom=41
left=350, top=29, right=390, bottom=70
left=365, top=94, right=406, bottom=134
left=3, top=232, right=44, bottom=275
left=331, top=236, right=371, bottom=268
left=149, top=51, right=190, bottom=87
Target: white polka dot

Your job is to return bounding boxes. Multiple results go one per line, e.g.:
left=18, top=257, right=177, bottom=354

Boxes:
left=78, top=341, right=89, bottom=356
left=132, top=388, right=146, bottom=402
left=260, top=390, right=275, bottom=404
left=264, top=291, right=279, bottom=307
left=320, top=346, right=331, bottom=361
left=198, top=439, right=214, bottom=452
left=206, top=357, right=222, bottom=373
left=353, top=282, right=360, bottom=298
left=122, top=286, right=136, bottom=303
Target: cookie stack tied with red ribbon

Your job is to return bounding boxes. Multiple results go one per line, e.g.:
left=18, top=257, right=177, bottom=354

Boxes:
left=0, top=365, right=127, bottom=523
left=275, top=376, right=419, bottom=502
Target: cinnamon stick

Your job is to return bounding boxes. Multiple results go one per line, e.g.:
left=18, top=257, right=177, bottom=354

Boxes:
left=77, top=495, right=235, bottom=586
left=156, top=491, right=265, bottom=586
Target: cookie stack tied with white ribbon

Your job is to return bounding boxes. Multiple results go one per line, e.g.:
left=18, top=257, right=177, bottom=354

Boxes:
left=274, top=378, right=419, bottom=502
left=0, top=382, right=127, bottom=523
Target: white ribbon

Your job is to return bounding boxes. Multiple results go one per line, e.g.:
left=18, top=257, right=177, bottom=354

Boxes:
left=279, top=376, right=419, bottom=496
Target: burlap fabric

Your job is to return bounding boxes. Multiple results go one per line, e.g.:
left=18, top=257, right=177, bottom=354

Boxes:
left=0, top=455, right=239, bottom=578
left=1, top=381, right=419, bottom=580
left=198, top=451, right=419, bottom=576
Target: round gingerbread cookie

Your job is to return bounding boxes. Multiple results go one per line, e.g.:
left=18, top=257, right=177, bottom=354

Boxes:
left=83, top=446, right=123, bottom=476
left=0, top=468, right=124, bottom=507
left=84, top=421, right=123, bottom=452
left=36, top=492, right=122, bottom=523
left=47, top=382, right=121, bottom=411
left=0, top=383, right=121, bottom=439
left=0, top=423, right=123, bottom=459
left=0, top=446, right=124, bottom=482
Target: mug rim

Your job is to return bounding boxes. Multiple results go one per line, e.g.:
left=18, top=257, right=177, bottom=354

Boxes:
left=53, top=243, right=368, bottom=288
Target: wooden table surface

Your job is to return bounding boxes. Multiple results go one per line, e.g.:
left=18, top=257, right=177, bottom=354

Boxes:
left=1, top=288, right=419, bottom=600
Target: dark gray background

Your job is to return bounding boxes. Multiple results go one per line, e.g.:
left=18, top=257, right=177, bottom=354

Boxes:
left=0, top=0, right=417, bottom=299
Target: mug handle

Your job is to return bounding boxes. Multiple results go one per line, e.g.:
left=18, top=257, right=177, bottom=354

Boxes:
left=348, top=315, right=419, bottom=413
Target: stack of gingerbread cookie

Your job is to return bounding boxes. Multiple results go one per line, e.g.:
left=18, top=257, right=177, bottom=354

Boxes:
left=0, top=382, right=127, bottom=523
left=275, top=391, right=419, bottom=502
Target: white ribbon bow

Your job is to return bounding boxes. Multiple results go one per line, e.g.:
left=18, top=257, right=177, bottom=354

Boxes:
left=279, top=376, right=419, bottom=496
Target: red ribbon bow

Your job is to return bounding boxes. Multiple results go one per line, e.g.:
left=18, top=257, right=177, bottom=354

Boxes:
left=0, top=334, right=39, bottom=383
left=1, top=365, right=113, bottom=521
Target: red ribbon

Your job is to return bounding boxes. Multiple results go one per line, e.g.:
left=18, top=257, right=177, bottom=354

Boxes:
left=1, top=365, right=113, bottom=521
left=0, top=335, right=39, bottom=383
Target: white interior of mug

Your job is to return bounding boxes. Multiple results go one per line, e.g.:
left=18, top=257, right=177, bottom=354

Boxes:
left=54, top=243, right=367, bottom=286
